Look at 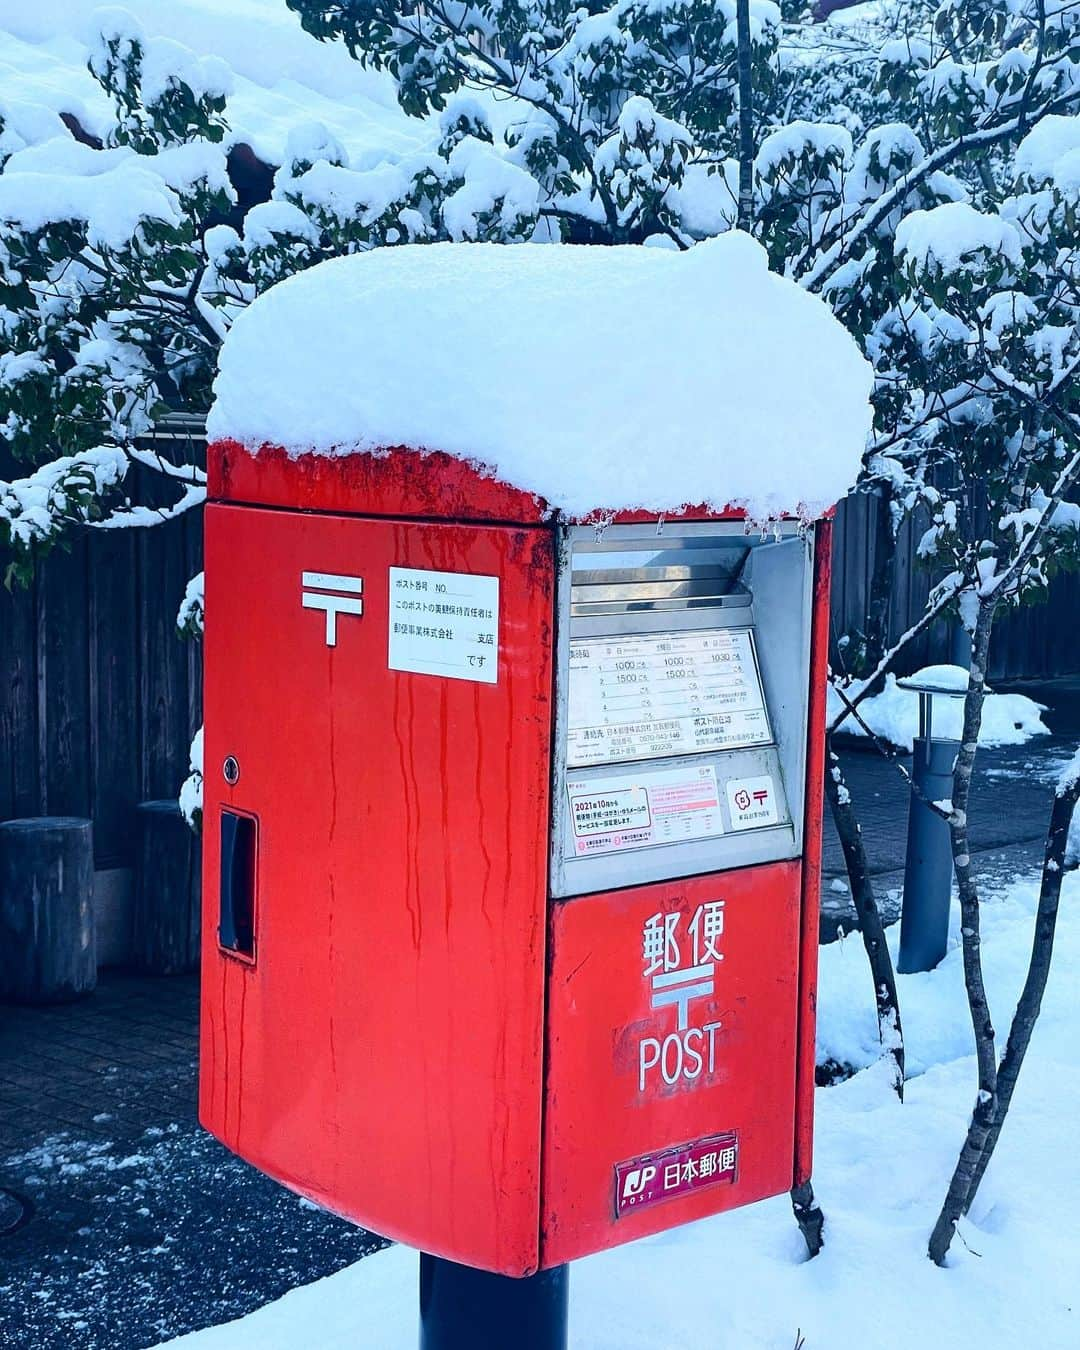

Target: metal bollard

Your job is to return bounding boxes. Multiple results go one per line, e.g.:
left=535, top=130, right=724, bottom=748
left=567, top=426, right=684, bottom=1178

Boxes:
left=897, top=675, right=962, bottom=973
left=419, top=1253, right=569, bottom=1350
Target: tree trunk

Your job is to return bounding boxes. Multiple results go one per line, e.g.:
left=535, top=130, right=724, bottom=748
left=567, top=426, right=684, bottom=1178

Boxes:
left=736, top=0, right=754, bottom=232
left=960, top=773, right=1080, bottom=1212
left=132, top=799, right=202, bottom=974
left=0, top=817, right=96, bottom=1003
left=928, top=601, right=997, bottom=1265
left=790, top=1179, right=825, bottom=1257
left=823, top=743, right=905, bottom=1098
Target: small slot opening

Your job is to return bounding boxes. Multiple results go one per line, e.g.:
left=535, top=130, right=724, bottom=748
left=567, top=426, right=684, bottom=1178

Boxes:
left=219, top=810, right=256, bottom=958
left=569, top=540, right=753, bottom=618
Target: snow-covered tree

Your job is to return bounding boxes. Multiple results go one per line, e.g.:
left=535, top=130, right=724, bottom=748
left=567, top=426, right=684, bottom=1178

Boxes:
left=6, top=2, right=1079, bottom=626
left=0, top=8, right=230, bottom=584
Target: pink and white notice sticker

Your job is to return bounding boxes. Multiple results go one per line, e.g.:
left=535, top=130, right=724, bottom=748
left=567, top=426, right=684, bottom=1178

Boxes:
left=568, top=764, right=724, bottom=857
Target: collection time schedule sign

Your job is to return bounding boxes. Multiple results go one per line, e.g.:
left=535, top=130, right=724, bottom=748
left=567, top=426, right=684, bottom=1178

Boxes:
left=566, top=628, right=771, bottom=767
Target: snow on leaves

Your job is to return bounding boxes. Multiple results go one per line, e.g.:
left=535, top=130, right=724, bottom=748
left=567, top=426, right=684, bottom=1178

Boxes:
left=1, top=0, right=1080, bottom=644
left=0, top=10, right=233, bottom=567
left=894, top=202, right=1022, bottom=287
left=88, top=7, right=232, bottom=154
left=0, top=445, right=127, bottom=585
left=286, top=0, right=781, bottom=243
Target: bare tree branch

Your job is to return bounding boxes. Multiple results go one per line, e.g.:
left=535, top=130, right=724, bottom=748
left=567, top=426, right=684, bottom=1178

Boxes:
left=824, top=744, right=905, bottom=1099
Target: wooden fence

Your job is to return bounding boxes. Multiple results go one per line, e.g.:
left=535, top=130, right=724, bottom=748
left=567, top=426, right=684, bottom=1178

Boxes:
left=830, top=490, right=1080, bottom=683
left=0, top=465, right=202, bottom=872
left=3, top=481, right=1078, bottom=876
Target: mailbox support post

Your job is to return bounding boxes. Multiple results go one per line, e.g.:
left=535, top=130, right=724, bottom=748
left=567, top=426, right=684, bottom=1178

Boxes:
left=419, top=1254, right=569, bottom=1350
left=897, top=681, right=959, bottom=974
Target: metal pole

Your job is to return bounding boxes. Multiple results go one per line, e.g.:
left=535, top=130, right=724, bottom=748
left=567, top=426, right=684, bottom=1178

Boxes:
left=419, top=1253, right=569, bottom=1350
left=949, top=621, right=972, bottom=670
left=897, top=715, right=957, bottom=974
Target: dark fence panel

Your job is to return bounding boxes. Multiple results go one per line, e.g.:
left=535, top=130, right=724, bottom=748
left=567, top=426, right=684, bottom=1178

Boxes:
left=829, top=491, right=1080, bottom=682
left=0, top=508, right=203, bottom=870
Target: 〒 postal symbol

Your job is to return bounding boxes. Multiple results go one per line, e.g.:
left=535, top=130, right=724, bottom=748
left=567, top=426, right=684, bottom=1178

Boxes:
left=301, top=571, right=364, bottom=647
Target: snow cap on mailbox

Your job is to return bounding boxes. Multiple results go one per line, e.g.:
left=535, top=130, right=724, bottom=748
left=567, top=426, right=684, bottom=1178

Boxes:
left=208, top=234, right=873, bottom=520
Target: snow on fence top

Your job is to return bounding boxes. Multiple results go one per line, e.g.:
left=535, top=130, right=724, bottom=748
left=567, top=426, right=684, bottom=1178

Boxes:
left=209, top=235, right=874, bottom=520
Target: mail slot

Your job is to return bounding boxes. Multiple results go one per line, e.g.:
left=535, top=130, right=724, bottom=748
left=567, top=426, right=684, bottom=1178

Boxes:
left=198, top=435, right=830, bottom=1278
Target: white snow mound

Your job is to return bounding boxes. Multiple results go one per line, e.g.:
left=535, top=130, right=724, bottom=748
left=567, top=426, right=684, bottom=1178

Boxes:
left=208, top=235, right=875, bottom=520
left=829, top=666, right=1049, bottom=751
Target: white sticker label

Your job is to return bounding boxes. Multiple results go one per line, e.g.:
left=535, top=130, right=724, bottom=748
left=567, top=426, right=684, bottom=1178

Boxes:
left=388, top=567, right=499, bottom=684
left=566, top=629, right=771, bottom=767
left=725, top=775, right=779, bottom=831
left=567, top=765, right=723, bottom=856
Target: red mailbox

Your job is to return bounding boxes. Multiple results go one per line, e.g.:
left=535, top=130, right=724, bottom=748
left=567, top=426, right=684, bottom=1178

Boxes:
left=199, top=440, right=830, bottom=1277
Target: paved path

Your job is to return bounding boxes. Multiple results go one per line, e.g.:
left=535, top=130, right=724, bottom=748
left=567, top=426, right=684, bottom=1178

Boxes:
left=1, top=677, right=1076, bottom=1350
left=820, top=676, right=1079, bottom=937
left=0, top=977, right=383, bottom=1350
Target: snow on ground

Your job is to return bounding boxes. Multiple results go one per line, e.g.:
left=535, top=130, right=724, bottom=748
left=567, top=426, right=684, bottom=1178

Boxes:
left=0, top=0, right=423, bottom=165
left=208, top=235, right=874, bottom=520
left=1, top=1120, right=383, bottom=1348
left=829, top=665, right=1049, bottom=751
left=157, top=867, right=1080, bottom=1349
